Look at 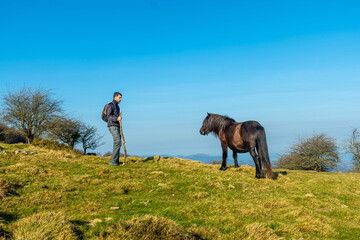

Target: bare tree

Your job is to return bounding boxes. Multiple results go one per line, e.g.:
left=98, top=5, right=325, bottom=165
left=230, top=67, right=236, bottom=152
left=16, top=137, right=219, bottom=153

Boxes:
left=80, top=124, right=104, bottom=155
left=1, top=87, right=63, bottom=143
left=47, top=115, right=82, bottom=149
left=276, top=134, right=341, bottom=172
left=345, top=128, right=360, bottom=172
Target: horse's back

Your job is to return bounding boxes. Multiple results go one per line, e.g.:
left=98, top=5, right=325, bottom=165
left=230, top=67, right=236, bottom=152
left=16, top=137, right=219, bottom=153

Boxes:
left=241, top=121, right=263, bottom=131
left=239, top=121, right=265, bottom=142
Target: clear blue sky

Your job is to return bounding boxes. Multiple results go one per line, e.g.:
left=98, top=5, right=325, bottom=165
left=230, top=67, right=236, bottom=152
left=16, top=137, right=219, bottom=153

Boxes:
left=1, top=0, right=360, bottom=162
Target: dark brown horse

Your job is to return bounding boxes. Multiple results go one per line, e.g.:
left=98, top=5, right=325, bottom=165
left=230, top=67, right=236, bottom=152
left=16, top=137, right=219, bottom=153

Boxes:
left=200, top=113, right=273, bottom=179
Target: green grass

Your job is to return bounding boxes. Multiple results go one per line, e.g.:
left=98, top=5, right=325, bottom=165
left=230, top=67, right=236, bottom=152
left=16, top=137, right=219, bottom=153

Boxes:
left=1, top=143, right=360, bottom=239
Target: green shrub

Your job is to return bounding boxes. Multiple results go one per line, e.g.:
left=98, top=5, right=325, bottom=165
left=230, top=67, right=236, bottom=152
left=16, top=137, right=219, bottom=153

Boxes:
left=32, top=139, right=70, bottom=151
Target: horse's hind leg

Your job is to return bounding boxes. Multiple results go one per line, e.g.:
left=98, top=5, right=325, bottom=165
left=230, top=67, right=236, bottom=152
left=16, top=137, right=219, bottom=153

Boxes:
left=233, top=151, right=239, bottom=168
left=249, top=148, right=264, bottom=178
left=219, top=143, right=228, bottom=170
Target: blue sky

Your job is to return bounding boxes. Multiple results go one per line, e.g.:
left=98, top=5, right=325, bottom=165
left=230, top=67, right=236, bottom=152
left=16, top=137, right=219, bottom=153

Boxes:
left=1, top=0, right=360, bottom=162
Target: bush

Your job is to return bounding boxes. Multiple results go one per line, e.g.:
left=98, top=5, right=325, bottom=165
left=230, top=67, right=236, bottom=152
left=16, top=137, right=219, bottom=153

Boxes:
left=276, top=134, right=340, bottom=172
left=32, top=139, right=70, bottom=151
left=73, top=149, right=84, bottom=155
left=46, top=115, right=82, bottom=149
left=345, top=128, right=360, bottom=172
left=13, top=212, right=77, bottom=240
left=211, top=160, right=222, bottom=165
left=1, top=87, right=63, bottom=143
left=86, top=153, right=97, bottom=156
left=0, top=123, right=26, bottom=144
left=103, top=151, right=112, bottom=157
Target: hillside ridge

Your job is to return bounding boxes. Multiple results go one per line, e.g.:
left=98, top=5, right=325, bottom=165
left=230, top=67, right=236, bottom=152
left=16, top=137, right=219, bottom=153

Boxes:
left=1, top=143, right=360, bottom=239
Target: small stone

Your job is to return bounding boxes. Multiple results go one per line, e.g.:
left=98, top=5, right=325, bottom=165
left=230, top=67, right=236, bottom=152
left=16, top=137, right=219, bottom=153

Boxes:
left=88, top=218, right=102, bottom=227
left=141, top=200, right=150, bottom=206
left=151, top=171, right=164, bottom=174
left=305, top=193, right=315, bottom=197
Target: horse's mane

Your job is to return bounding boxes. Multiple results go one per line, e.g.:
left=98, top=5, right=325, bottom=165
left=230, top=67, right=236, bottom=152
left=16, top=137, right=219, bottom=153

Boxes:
left=207, top=113, right=236, bottom=136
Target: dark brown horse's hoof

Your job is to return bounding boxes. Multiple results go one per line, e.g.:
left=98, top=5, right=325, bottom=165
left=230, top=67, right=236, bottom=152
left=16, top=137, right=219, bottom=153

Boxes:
left=219, top=167, right=227, bottom=171
left=255, top=175, right=265, bottom=179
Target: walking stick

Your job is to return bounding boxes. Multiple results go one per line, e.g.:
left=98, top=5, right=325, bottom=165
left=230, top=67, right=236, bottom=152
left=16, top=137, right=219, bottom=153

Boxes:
left=119, top=111, right=127, bottom=165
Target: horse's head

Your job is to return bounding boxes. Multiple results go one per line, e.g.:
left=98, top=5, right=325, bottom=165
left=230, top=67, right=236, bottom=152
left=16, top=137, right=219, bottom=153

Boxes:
left=200, top=113, right=211, bottom=135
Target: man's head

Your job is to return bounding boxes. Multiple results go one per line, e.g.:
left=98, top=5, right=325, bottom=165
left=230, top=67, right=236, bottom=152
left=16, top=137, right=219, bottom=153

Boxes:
left=113, top=92, right=122, bottom=103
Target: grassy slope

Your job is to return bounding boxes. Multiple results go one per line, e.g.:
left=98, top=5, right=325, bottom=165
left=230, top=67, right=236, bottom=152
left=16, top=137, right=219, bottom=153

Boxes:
left=1, top=143, right=360, bottom=239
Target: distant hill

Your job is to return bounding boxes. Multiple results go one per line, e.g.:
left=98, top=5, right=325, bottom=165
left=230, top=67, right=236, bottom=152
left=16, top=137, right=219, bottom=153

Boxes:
left=176, top=153, right=222, bottom=164
left=175, top=153, right=353, bottom=172
left=176, top=153, right=255, bottom=166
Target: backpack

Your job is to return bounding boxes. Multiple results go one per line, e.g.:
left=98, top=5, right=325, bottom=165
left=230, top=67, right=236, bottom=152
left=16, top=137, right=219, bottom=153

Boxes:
left=101, top=102, right=114, bottom=122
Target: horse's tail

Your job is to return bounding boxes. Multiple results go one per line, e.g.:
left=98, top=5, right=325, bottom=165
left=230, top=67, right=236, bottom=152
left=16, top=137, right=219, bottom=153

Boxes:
left=256, top=127, right=274, bottom=179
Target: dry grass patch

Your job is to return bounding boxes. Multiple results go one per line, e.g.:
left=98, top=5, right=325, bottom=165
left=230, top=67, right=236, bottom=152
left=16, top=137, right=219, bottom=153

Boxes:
left=188, top=192, right=210, bottom=199
left=187, top=185, right=206, bottom=191
left=188, top=226, right=220, bottom=240
left=89, top=215, right=201, bottom=240
left=72, top=174, right=93, bottom=184
left=245, top=222, right=281, bottom=240
left=263, top=199, right=291, bottom=209
left=118, top=215, right=198, bottom=240
left=13, top=212, right=77, bottom=240
left=295, top=215, right=335, bottom=237
left=25, top=190, right=64, bottom=206
left=0, top=178, right=16, bottom=198
left=155, top=183, right=177, bottom=193
left=3, top=163, right=49, bottom=176
left=204, top=181, right=225, bottom=190
left=104, top=184, right=127, bottom=195
left=118, top=182, right=143, bottom=192
left=96, top=167, right=111, bottom=176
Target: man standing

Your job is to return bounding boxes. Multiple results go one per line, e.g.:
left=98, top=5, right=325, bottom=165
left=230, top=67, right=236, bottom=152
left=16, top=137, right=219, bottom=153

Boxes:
left=106, top=92, right=122, bottom=166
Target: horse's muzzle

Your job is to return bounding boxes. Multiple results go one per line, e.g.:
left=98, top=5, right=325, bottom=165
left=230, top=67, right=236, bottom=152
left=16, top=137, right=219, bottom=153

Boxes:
left=200, top=130, right=205, bottom=135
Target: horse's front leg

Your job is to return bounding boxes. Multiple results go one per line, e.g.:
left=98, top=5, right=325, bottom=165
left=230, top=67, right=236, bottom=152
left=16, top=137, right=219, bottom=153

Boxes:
left=233, top=151, right=239, bottom=168
left=220, top=143, right=228, bottom=170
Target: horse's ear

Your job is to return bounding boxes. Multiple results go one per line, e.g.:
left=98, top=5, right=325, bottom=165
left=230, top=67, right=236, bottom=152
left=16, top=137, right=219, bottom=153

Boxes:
left=207, top=112, right=210, bottom=115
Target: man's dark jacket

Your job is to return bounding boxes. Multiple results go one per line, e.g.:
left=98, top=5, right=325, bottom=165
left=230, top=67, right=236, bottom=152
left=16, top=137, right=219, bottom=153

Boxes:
left=106, top=100, right=120, bottom=127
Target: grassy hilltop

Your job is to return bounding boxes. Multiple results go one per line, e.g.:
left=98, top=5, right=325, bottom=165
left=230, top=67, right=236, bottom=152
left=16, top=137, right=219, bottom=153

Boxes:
left=1, top=143, right=360, bottom=239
